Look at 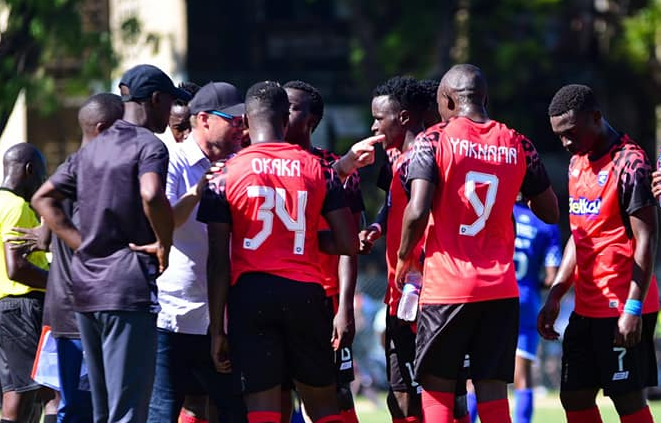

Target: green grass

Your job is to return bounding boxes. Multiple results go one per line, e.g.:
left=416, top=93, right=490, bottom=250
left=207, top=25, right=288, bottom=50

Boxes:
left=355, top=392, right=661, bottom=422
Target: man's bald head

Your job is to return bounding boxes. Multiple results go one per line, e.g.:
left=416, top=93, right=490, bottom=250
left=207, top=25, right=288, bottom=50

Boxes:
left=2, top=143, right=47, bottom=199
left=440, top=64, right=488, bottom=106
left=78, top=93, right=124, bottom=141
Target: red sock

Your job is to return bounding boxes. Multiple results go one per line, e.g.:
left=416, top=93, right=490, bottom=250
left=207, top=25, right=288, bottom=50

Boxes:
left=620, top=405, right=654, bottom=423
left=453, top=415, right=470, bottom=423
left=340, top=408, right=359, bottom=423
left=566, top=407, right=603, bottom=423
left=421, top=390, right=454, bottom=423
left=404, top=417, right=420, bottom=423
left=178, top=410, right=208, bottom=423
left=315, top=415, right=343, bottom=423
left=476, top=399, right=511, bottom=423
left=248, top=411, right=282, bottom=423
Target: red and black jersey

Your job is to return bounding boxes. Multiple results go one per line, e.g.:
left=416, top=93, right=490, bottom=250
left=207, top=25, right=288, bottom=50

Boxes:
left=408, top=117, right=550, bottom=305
left=310, top=146, right=365, bottom=296
left=197, top=142, right=346, bottom=286
left=569, top=134, right=659, bottom=318
left=384, top=145, right=424, bottom=314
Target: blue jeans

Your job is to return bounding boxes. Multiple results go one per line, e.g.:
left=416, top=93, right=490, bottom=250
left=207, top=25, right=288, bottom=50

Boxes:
left=55, top=337, right=93, bottom=423
left=147, top=329, right=247, bottom=423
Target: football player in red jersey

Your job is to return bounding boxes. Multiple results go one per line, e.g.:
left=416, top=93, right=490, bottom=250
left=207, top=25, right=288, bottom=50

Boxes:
left=197, top=81, right=358, bottom=423
left=396, top=64, right=558, bottom=423
left=281, top=80, right=366, bottom=423
left=538, top=84, right=658, bottom=423
left=360, top=76, right=470, bottom=423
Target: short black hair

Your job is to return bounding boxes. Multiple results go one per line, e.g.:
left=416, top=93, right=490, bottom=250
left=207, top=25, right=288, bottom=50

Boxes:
left=175, top=82, right=201, bottom=106
left=548, top=84, right=599, bottom=117
left=419, top=79, right=440, bottom=109
left=372, top=76, right=428, bottom=116
left=283, top=80, right=324, bottom=120
left=245, top=81, right=289, bottom=118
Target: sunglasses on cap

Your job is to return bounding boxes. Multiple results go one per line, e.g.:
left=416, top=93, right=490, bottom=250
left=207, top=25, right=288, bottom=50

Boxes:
left=207, top=110, right=244, bottom=128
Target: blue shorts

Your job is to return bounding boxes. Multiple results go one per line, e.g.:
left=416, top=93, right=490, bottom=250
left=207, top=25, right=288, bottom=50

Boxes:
left=516, top=327, right=539, bottom=361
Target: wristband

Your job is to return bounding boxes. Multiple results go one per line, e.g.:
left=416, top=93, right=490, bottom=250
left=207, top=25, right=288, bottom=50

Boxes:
left=370, top=223, right=382, bottom=234
left=623, top=299, right=642, bottom=316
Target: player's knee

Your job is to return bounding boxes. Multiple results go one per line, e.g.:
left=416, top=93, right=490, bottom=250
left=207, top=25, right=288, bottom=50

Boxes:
left=335, top=384, right=354, bottom=411
left=559, top=390, right=597, bottom=411
left=611, top=390, right=646, bottom=416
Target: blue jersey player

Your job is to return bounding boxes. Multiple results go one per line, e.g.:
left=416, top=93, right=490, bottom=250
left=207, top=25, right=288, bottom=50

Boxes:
left=512, top=201, right=561, bottom=423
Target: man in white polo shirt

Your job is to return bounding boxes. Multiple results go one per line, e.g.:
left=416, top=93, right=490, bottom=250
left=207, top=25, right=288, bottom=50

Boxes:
left=147, top=81, right=247, bottom=423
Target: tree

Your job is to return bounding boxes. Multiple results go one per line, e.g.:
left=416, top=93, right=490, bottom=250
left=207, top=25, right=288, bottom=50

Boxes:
left=0, top=0, right=116, bottom=137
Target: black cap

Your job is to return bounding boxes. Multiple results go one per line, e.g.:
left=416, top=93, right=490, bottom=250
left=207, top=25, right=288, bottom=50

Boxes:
left=189, top=82, right=245, bottom=116
left=119, top=64, right=192, bottom=102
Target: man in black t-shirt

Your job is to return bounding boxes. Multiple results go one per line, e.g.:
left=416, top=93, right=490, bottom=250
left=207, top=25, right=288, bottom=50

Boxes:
left=32, top=64, right=191, bottom=423
left=13, top=93, right=124, bottom=423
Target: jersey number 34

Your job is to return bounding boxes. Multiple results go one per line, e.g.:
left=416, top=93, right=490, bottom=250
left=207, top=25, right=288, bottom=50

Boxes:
left=243, top=185, right=308, bottom=255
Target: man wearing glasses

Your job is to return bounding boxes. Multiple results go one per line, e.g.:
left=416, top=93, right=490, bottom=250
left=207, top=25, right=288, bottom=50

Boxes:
left=147, top=82, right=247, bottom=423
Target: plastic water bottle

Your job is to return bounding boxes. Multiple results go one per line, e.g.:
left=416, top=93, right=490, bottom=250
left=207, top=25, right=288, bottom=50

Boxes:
left=397, top=271, right=422, bottom=322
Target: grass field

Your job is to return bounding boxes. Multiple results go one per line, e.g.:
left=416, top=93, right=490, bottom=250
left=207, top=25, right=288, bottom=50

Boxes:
left=354, top=392, right=661, bottom=422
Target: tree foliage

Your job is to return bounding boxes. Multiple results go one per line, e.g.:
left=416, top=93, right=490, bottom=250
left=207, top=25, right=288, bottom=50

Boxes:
left=0, top=0, right=116, bottom=136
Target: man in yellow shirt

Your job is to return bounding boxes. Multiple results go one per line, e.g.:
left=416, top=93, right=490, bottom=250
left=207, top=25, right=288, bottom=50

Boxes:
left=0, top=143, right=49, bottom=423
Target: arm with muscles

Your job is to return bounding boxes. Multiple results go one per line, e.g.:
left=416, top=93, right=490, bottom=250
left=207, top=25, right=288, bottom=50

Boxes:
left=615, top=205, right=657, bottom=348
left=537, top=236, right=576, bottom=340
left=319, top=208, right=359, bottom=256
left=394, top=178, right=434, bottom=289
left=526, top=186, right=559, bottom=224
left=172, top=163, right=224, bottom=228
left=332, top=212, right=361, bottom=350
left=207, top=222, right=232, bottom=373
left=543, top=225, right=562, bottom=287
left=3, top=243, right=48, bottom=289
left=31, top=181, right=81, bottom=251
left=129, top=172, right=174, bottom=273
left=333, top=135, right=385, bottom=182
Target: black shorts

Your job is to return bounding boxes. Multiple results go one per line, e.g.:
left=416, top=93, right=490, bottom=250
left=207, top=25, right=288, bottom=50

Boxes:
left=415, top=298, right=518, bottom=383
left=385, top=315, right=421, bottom=394
left=228, top=273, right=335, bottom=394
left=0, top=293, right=44, bottom=393
left=324, top=295, right=355, bottom=385
left=561, top=312, right=658, bottom=397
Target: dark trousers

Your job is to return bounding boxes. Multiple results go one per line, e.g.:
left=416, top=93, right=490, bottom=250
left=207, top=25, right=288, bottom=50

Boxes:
left=147, top=329, right=247, bottom=423
left=55, top=337, right=93, bottom=423
left=77, top=311, right=157, bottom=423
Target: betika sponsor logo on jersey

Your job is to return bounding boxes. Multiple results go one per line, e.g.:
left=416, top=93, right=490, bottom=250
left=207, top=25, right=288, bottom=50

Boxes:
left=569, top=196, right=602, bottom=216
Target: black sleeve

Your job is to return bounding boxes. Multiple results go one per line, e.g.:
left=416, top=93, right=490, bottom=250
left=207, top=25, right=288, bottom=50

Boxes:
left=374, top=200, right=389, bottom=234
left=406, top=133, right=439, bottom=188
left=617, top=147, right=656, bottom=215
left=520, top=138, right=551, bottom=198
left=139, top=137, right=169, bottom=182
left=49, top=153, right=79, bottom=200
left=376, top=162, right=392, bottom=192
left=196, top=173, right=232, bottom=224
left=322, top=164, right=347, bottom=214
left=344, top=171, right=366, bottom=214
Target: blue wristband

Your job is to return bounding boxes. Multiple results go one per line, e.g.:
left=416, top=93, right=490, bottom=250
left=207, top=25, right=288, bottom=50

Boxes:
left=623, top=299, right=642, bottom=316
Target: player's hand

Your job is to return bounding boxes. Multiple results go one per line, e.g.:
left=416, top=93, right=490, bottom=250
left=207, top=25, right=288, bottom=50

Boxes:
left=347, top=135, right=384, bottom=169
left=331, top=306, right=356, bottom=350
left=358, top=224, right=381, bottom=254
left=129, top=242, right=170, bottom=274
left=394, top=255, right=420, bottom=292
left=537, top=297, right=561, bottom=340
left=211, top=332, right=232, bottom=373
left=614, top=313, right=642, bottom=348
left=5, top=225, right=50, bottom=255
left=652, top=170, right=661, bottom=199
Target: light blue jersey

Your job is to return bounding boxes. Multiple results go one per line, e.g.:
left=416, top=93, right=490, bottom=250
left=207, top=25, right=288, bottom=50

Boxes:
left=513, top=203, right=561, bottom=359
